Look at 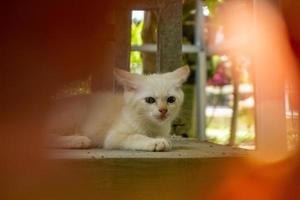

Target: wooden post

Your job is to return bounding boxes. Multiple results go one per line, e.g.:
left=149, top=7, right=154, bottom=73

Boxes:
left=115, top=8, right=131, bottom=71
left=157, top=0, right=182, bottom=73
left=113, top=5, right=131, bottom=92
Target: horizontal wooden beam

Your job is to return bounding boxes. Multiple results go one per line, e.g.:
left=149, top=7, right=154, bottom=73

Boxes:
left=131, top=44, right=200, bottom=53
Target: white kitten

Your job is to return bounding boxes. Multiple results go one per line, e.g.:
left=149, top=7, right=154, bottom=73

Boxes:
left=47, top=66, right=190, bottom=151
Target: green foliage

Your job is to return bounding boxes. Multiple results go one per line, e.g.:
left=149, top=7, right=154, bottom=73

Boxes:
left=131, top=20, right=143, bottom=46
left=130, top=20, right=144, bottom=73
left=206, top=0, right=224, bottom=16
left=206, top=107, right=255, bottom=147
left=207, top=55, right=221, bottom=79
left=182, top=0, right=195, bottom=21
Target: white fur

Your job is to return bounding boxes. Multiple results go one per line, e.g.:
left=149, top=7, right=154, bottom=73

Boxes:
left=48, top=66, right=189, bottom=151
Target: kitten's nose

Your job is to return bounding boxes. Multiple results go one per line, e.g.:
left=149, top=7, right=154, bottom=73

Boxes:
left=159, top=108, right=168, bottom=114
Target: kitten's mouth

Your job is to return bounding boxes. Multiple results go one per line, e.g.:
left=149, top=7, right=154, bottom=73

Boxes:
left=157, top=114, right=168, bottom=121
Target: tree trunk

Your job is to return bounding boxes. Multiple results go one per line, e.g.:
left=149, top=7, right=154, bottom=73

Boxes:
left=229, top=58, right=240, bottom=146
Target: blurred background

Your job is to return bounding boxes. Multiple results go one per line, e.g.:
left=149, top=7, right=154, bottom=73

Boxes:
left=1, top=0, right=300, bottom=199
left=50, top=0, right=300, bottom=151
left=129, top=0, right=298, bottom=151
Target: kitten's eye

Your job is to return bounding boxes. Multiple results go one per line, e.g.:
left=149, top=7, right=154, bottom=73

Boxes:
left=167, top=96, right=176, bottom=103
left=145, top=97, right=156, bottom=104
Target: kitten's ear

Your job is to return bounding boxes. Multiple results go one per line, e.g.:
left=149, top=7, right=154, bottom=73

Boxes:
left=170, top=66, right=190, bottom=86
left=114, top=68, right=140, bottom=91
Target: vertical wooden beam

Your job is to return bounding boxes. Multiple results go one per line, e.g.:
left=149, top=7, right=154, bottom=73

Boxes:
left=91, top=5, right=131, bottom=92
left=114, top=6, right=131, bottom=92
left=90, top=13, right=117, bottom=92
left=157, top=0, right=182, bottom=73
left=115, top=8, right=131, bottom=71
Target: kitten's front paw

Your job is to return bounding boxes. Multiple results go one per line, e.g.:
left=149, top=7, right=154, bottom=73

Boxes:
left=146, top=138, right=171, bottom=152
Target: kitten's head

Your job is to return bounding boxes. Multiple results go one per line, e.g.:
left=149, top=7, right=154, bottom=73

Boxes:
left=114, top=66, right=190, bottom=125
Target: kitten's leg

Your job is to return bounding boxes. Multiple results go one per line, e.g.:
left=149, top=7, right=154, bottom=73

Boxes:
left=122, top=135, right=171, bottom=151
left=49, top=135, right=92, bottom=149
left=104, top=133, right=171, bottom=151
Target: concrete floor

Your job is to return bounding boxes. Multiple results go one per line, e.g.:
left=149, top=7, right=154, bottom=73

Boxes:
left=49, top=138, right=249, bottom=159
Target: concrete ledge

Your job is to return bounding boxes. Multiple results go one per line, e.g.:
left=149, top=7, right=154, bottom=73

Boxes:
left=45, top=139, right=251, bottom=200
left=49, top=138, right=249, bottom=159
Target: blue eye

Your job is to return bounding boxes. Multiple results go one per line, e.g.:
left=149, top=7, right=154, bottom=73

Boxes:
left=167, top=96, right=176, bottom=103
left=145, top=97, right=156, bottom=104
